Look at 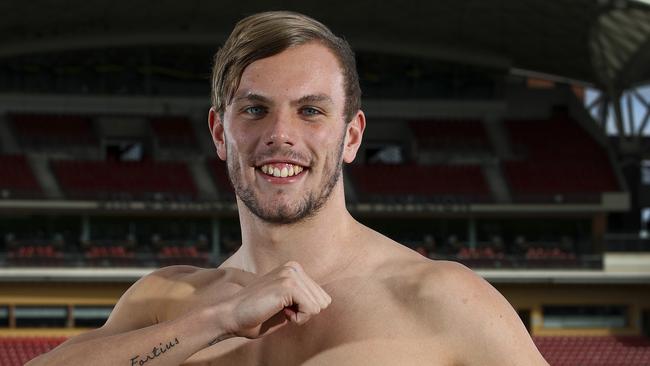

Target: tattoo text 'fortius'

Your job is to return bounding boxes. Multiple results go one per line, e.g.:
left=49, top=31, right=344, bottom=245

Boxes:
left=130, top=337, right=180, bottom=366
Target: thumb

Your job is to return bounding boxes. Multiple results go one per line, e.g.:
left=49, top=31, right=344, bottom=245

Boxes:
left=283, top=305, right=309, bottom=325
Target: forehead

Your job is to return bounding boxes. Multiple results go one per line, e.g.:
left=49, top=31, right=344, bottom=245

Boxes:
left=235, top=42, right=345, bottom=103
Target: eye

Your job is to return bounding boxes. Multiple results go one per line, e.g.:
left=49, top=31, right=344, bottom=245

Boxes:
left=301, top=107, right=322, bottom=116
left=243, top=106, right=267, bottom=117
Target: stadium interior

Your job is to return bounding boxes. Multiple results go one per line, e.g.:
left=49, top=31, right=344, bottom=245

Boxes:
left=1, top=0, right=650, bottom=365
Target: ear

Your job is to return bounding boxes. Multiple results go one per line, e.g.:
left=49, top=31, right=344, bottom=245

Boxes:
left=208, top=107, right=227, bottom=161
left=342, top=110, right=366, bottom=163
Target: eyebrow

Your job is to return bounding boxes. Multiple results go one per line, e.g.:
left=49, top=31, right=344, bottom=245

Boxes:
left=232, top=92, right=333, bottom=106
left=233, top=93, right=272, bottom=104
left=292, top=94, right=333, bottom=106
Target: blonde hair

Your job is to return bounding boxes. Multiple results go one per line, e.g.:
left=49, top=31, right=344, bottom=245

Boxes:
left=211, top=11, right=361, bottom=122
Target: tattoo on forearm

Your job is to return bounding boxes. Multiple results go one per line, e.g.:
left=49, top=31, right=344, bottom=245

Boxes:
left=130, top=337, right=180, bottom=366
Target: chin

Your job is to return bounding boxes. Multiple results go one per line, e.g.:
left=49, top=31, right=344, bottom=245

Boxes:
left=251, top=199, right=315, bottom=225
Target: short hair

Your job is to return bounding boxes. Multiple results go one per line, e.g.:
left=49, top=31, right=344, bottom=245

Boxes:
left=211, top=11, right=361, bottom=123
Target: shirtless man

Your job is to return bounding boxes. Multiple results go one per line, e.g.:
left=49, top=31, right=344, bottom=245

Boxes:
left=28, top=11, right=549, bottom=366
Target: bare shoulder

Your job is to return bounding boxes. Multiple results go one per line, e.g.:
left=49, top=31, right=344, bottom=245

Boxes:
left=142, top=264, right=248, bottom=293
left=108, top=265, right=206, bottom=325
left=145, top=264, right=224, bottom=291
left=410, top=260, right=549, bottom=366
left=49, top=265, right=206, bottom=351
left=365, top=234, right=548, bottom=366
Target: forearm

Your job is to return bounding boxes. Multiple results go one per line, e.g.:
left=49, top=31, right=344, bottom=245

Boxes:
left=26, top=309, right=230, bottom=366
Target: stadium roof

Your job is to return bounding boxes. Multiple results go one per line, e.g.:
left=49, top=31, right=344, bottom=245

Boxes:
left=0, top=0, right=649, bottom=90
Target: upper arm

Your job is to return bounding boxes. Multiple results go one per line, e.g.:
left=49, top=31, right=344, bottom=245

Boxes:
left=53, top=266, right=192, bottom=350
left=421, top=261, right=549, bottom=366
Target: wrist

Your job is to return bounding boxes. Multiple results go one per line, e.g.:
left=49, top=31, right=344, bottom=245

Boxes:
left=193, top=303, right=236, bottom=346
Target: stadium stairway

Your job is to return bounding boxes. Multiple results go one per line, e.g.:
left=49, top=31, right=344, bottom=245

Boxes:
left=481, top=160, right=511, bottom=203
left=188, top=157, right=219, bottom=200
left=483, top=116, right=514, bottom=159
left=27, top=154, right=63, bottom=199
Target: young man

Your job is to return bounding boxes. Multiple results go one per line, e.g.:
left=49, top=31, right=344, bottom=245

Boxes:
left=29, top=11, right=549, bottom=366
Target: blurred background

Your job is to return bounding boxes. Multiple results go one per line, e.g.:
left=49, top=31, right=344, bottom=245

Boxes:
left=0, top=0, right=649, bottom=365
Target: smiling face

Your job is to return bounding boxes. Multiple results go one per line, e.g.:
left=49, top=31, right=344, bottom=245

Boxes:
left=210, top=42, right=365, bottom=225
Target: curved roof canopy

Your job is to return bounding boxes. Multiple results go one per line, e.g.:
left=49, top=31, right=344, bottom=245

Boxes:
left=0, top=0, right=649, bottom=90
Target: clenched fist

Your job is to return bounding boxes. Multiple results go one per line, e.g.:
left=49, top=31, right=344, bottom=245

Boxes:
left=208, top=261, right=331, bottom=342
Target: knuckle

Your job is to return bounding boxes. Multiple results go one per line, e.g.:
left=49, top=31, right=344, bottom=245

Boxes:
left=278, top=277, right=296, bottom=289
left=284, top=261, right=302, bottom=272
left=279, top=266, right=294, bottom=277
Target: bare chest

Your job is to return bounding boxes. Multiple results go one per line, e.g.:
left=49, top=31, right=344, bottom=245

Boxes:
left=181, top=278, right=455, bottom=366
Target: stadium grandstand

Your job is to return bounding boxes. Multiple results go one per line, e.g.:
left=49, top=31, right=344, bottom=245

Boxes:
left=1, top=0, right=650, bottom=364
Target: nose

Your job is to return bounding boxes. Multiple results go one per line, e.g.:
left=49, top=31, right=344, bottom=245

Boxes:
left=265, top=109, right=295, bottom=147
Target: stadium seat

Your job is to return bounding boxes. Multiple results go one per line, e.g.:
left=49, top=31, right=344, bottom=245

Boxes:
left=504, top=116, right=619, bottom=202
left=0, top=337, right=67, bottom=366
left=408, top=119, right=490, bottom=153
left=84, top=244, right=138, bottom=267
left=0, top=155, right=43, bottom=199
left=207, top=158, right=236, bottom=201
left=533, top=335, right=650, bottom=366
left=348, top=163, right=491, bottom=203
left=51, top=159, right=198, bottom=201
left=150, top=117, right=199, bottom=151
left=10, top=114, right=97, bottom=150
left=7, top=243, right=65, bottom=267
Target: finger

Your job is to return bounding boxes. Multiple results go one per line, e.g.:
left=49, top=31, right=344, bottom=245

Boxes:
left=283, top=305, right=299, bottom=322
left=284, top=305, right=311, bottom=325
left=281, top=297, right=312, bottom=325
left=285, top=262, right=327, bottom=311
left=274, top=273, right=320, bottom=324
left=285, top=278, right=321, bottom=319
left=283, top=261, right=330, bottom=308
left=299, top=271, right=332, bottom=308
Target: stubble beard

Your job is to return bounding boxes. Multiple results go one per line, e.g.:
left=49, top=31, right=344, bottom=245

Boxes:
left=226, top=137, right=345, bottom=225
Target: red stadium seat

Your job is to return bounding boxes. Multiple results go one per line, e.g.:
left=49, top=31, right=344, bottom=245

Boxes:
left=348, top=163, right=491, bottom=203
left=0, top=155, right=43, bottom=199
left=10, top=114, right=97, bottom=148
left=534, top=335, right=650, bottom=366
left=504, top=116, right=619, bottom=202
left=51, top=160, right=198, bottom=201
left=84, top=243, right=138, bottom=267
left=157, top=243, right=209, bottom=267
left=150, top=117, right=198, bottom=149
left=207, top=158, right=236, bottom=200
left=408, top=119, right=491, bottom=152
left=0, top=337, right=67, bottom=366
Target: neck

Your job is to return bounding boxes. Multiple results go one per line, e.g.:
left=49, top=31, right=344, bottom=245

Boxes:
left=232, top=183, right=365, bottom=282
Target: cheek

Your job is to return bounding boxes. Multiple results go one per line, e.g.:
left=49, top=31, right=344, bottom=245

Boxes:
left=319, top=133, right=346, bottom=164
left=229, top=128, right=258, bottom=157
left=308, top=131, right=334, bottom=158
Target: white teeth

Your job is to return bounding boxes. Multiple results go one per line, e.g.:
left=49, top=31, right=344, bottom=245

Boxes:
left=260, top=164, right=305, bottom=177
